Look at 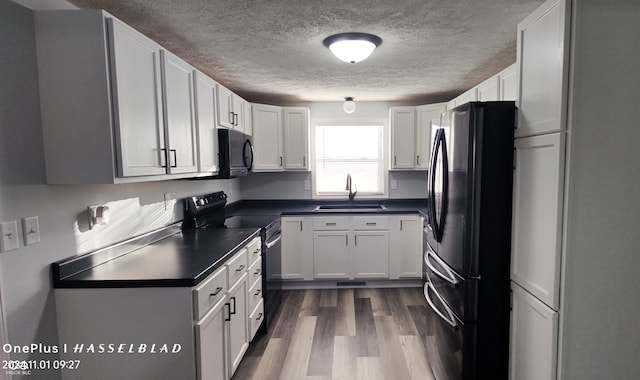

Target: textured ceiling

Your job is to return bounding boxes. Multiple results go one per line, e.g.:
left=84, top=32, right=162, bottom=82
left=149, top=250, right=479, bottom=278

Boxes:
left=64, top=0, right=544, bottom=105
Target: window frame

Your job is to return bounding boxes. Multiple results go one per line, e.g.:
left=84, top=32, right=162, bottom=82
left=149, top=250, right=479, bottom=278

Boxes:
left=310, top=118, right=389, bottom=199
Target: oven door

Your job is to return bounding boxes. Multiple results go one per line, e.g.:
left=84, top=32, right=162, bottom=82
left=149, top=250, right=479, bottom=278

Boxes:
left=425, top=244, right=478, bottom=322
left=424, top=281, right=476, bottom=380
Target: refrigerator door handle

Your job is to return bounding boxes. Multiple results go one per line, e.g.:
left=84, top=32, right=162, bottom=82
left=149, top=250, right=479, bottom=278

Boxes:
left=426, top=250, right=460, bottom=286
left=424, top=282, right=459, bottom=329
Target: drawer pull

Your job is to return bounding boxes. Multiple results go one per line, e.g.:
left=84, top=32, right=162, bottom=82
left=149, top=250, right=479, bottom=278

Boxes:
left=326, top=222, right=337, bottom=226
left=209, top=287, right=223, bottom=297
left=366, top=222, right=377, bottom=226
left=256, top=312, right=263, bottom=321
left=253, top=249, right=260, bottom=254
left=236, top=264, right=246, bottom=272
left=254, top=289, right=262, bottom=296
left=254, top=268, right=261, bottom=275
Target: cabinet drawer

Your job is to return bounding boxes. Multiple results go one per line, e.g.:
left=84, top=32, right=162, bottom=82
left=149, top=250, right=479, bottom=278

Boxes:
left=248, top=257, right=262, bottom=288
left=352, top=215, right=388, bottom=230
left=247, top=237, right=262, bottom=265
left=247, top=277, right=263, bottom=313
left=249, top=298, right=265, bottom=342
left=226, top=248, right=248, bottom=287
left=313, top=216, right=349, bottom=230
left=193, top=265, right=227, bottom=320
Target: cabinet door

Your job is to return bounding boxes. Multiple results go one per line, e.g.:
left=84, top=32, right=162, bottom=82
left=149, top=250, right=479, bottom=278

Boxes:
left=477, top=76, right=500, bottom=101
left=510, top=282, right=558, bottom=380
left=516, top=0, right=570, bottom=137
left=242, top=100, right=253, bottom=136
left=216, top=84, right=234, bottom=129
left=161, top=50, right=198, bottom=174
left=283, top=107, right=310, bottom=170
left=281, top=217, right=313, bottom=280
left=313, top=232, right=349, bottom=279
left=227, top=273, right=248, bottom=377
left=416, top=104, right=445, bottom=169
left=195, top=297, right=227, bottom=380
left=193, top=71, right=219, bottom=174
left=499, top=63, right=518, bottom=101
left=511, top=133, right=565, bottom=309
left=353, top=232, right=389, bottom=278
left=454, top=88, right=478, bottom=107
left=252, top=104, right=284, bottom=171
left=389, top=215, right=422, bottom=279
left=107, top=18, right=166, bottom=177
left=390, top=107, right=416, bottom=169
left=232, top=94, right=244, bottom=133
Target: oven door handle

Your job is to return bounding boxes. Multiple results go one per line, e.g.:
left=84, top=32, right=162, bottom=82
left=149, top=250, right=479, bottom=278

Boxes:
left=266, top=232, right=282, bottom=249
left=424, top=282, right=459, bottom=329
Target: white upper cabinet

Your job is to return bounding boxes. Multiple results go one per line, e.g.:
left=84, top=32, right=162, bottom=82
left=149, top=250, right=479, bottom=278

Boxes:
left=516, top=0, right=570, bottom=137
left=193, top=71, right=219, bottom=175
left=511, top=133, right=565, bottom=310
left=454, top=87, right=478, bottom=107
left=390, top=107, right=416, bottom=169
left=283, top=107, right=310, bottom=170
left=215, top=83, right=250, bottom=134
left=416, top=103, right=446, bottom=169
left=477, top=76, right=500, bottom=101
left=160, top=50, right=198, bottom=174
left=35, top=10, right=202, bottom=183
left=499, top=63, right=517, bottom=101
left=252, top=104, right=284, bottom=171
left=108, top=17, right=167, bottom=177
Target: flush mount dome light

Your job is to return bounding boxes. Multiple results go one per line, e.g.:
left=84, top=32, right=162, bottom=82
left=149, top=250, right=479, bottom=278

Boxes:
left=323, top=32, right=382, bottom=63
left=343, top=97, right=356, bottom=114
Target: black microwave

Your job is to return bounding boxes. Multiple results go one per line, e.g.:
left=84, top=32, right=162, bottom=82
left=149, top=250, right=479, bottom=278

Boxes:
left=217, top=129, right=253, bottom=178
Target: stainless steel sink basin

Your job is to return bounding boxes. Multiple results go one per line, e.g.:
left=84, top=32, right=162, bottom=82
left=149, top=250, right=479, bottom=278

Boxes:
left=314, top=204, right=387, bottom=212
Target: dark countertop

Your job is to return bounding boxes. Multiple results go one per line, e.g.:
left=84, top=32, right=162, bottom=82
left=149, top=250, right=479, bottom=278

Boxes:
left=53, top=227, right=260, bottom=288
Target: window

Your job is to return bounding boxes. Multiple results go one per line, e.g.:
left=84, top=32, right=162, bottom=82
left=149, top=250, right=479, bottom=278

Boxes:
left=312, top=120, right=387, bottom=198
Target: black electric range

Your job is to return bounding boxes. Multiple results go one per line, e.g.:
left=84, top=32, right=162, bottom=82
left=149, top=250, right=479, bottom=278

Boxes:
left=183, top=192, right=282, bottom=334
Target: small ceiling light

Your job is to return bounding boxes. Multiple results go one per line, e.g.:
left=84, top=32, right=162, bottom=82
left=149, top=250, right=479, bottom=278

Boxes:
left=323, top=33, right=382, bottom=63
left=343, top=97, right=356, bottom=114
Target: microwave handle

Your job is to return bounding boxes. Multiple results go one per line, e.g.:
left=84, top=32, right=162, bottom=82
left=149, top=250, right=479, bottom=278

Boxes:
left=243, top=139, right=254, bottom=171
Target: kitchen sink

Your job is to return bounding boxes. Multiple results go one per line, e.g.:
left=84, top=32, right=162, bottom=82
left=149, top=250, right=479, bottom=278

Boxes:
left=314, top=204, right=387, bottom=212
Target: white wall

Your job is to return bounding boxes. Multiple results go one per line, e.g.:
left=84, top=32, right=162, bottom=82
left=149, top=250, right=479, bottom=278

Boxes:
left=0, top=3, right=239, bottom=379
left=240, top=101, right=429, bottom=200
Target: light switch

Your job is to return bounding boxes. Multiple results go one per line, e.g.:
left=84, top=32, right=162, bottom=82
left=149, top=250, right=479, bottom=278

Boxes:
left=1, top=221, right=19, bottom=252
left=391, top=180, right=398, bottom=190
left=22, top=216, right=40, bottom=245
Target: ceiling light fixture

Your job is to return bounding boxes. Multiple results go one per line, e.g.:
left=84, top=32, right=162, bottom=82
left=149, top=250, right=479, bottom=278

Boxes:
left=343, top=97, right=356, bottom=114
left=323, top=33, right=382, bottom=64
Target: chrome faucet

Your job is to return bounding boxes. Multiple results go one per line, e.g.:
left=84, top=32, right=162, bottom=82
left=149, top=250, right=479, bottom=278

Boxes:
left=346, top=173, right=357, bottom=201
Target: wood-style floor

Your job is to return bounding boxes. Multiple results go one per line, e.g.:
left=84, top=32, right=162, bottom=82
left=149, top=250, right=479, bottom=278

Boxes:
left=232, top=287, right=437, bottom=380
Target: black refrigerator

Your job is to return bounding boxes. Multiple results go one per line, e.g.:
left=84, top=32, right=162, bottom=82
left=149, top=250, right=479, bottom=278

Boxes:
left=423, top=101, right=515, bottom=380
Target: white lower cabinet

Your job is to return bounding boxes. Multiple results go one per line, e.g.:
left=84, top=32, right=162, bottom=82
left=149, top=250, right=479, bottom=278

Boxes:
left=510, top=282, right=558, bottom=380
left=313, top=231, right=350, bottom=279
left=388, top=215, right=422, bottom=279
left=196, top=297, right=228, bottom=380
left=352, top=231, right=389, bottom=278
left=227, top=272, right=248, bottom=376
left=281, top=216, right=314, bottom=280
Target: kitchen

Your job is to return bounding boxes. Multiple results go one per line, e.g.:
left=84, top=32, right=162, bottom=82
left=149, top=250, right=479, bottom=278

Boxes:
left=1, top=0, right=639, bottom=380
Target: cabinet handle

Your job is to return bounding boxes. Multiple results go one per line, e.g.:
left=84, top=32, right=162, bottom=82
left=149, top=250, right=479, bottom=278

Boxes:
left=394, top=156, right=397, bottom=166
left=254, top=268, right=261, bottom=275
left=170, top=149, right=177, bottom=168
left=256, top=312, right=263, bottom=321
left=300, top=221, right=303, bottom=231
left=224, top=302, right=231, bottom=321
left=280, top=156, right=283, bottom=166
left=326, top=222, right=337, bottom=226
left=236, top=264, right=246, bottom=272
left=346, top=235, right=348, bottom=245
left=417, top=155, right=420, bottom=165
left=254, top=289, right=262, bottom=296
left=355, top=235, right=358, bottom=245
left=400, top=220, right=403, bottom=231
left=230, top=296, right=236, bottom=315
left=209, top=286, right=223, bottom=297
left=366, top=222, right=377, bottom=226
left=229, top=111, right=234, bottom=125
left=303, top=156, right=306, bottom=167
left=160, top=148, right=167, bottom=168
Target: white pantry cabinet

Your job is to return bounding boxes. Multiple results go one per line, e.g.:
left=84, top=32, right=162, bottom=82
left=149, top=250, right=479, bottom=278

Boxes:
left=511, top=133, right=565, bottom=309
left=280, top=217, right=314, bottom=280
left=509, top=282, right=558, bottom=380
left=515, top=0, right=570, bottom=137
left=193, top=71, right=219, bottom=175
left=252, top=104, right=284, bottom=171
left=388, top=215, right=423, bottom=279
left=35, top=10, right=199, bottom=183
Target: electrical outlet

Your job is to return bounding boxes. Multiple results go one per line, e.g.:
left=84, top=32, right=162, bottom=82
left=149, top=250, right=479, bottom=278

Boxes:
left=391, top=180, right=398, bottom=190
left=303, top=180, right=311, bottom=190
left=22, top=216, right=40, bottom=245
left=164, top=193, right=174, bottom=210
left=0, top=221, right=19, bottom=252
